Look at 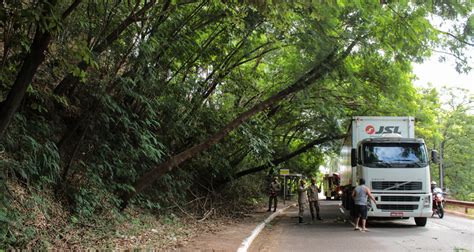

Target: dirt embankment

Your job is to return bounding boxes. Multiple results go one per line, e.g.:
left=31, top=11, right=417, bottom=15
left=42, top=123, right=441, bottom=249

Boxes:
left=4, top=180, right=273, bottom=250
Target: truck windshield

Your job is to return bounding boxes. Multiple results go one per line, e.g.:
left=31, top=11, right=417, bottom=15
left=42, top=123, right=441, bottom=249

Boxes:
left=362, top=142, right=428, bottom=168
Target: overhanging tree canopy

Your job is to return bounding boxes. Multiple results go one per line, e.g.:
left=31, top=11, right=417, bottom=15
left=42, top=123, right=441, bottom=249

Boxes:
left=1, top=1, right=472, bottom=210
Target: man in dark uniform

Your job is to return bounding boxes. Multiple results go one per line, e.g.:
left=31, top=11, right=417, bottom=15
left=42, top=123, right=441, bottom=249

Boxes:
left=268, top=177, right=281, bottom=212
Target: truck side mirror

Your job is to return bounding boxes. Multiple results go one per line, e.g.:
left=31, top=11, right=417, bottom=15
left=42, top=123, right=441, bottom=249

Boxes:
left=351, top=149, right=357, bottom=167
left=431, top=150, right=439, bottom=164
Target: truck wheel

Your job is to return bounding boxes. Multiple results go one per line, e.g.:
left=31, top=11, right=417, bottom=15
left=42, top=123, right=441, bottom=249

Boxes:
left=415, top=217, right=427, bottom=226
left=326, top=196, right=331, bottom=200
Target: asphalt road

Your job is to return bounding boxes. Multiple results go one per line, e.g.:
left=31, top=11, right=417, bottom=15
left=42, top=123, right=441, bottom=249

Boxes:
left=249, top=200, right=473, bottom=252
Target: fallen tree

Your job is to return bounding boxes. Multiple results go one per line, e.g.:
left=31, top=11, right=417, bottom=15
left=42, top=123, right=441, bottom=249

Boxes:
left=120, top=39, right=359, bottom=208
left=215, top=133, right=348, bottom=187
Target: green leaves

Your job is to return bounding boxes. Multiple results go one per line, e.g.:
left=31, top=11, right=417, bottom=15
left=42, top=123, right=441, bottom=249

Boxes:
left=1, top=1, right=473, bottom=248
left=414, top=87, right=473, bottom=200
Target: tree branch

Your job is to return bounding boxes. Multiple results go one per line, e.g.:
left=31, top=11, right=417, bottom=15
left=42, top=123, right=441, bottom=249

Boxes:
left=54, top=0, right=163, bottom=95
left=62, top=0, right=83, bottom=19
left=216, top=134, right=348, bottom=185
left=436, top=29, right=474, bottom=47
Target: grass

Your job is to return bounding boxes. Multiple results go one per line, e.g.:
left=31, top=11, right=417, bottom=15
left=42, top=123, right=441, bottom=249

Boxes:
left=453, top=247, right=470, bottom=252
left=444, top=205, right=474, bottom=219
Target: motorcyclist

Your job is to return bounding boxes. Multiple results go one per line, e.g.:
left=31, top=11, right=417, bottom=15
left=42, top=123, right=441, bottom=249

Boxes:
left=430, top=181, right=436, bottom=191
left=431, top=181, right=442, bottom=194
left=431, top=181, right=445, bottom=218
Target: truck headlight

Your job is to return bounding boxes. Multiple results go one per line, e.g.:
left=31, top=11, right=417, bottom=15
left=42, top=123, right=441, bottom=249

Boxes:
left=338, top=190, right=342, bottom=195
left=423, top=195, right=430, bottom=207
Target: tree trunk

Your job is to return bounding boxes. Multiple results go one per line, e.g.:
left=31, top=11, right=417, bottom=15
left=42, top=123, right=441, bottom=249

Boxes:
left=0, top=0, right=81, bottom=138
left=216, top=134, right=347, bottom=186
left=0, top=0, right=57, bottom=137
left=120, top=49, right=341, bottom=208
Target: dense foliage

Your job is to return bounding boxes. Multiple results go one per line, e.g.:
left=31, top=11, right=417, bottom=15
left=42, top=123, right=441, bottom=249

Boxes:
left=0, top=0, right=472, bottom=248
left=418, top=87, right=474, bottom=201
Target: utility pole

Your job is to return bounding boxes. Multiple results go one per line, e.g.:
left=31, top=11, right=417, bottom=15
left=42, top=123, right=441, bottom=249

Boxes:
left=439, top=141, right=444, bottom=190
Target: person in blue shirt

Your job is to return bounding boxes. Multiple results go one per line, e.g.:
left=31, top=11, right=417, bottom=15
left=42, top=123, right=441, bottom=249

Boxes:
left=352, top=178, right=377, bottom=232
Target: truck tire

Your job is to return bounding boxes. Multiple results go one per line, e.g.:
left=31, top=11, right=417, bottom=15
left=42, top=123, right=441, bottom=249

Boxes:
left=415, top=217, right=427, bottom=226
left=326, top=196, right=331, bottom=200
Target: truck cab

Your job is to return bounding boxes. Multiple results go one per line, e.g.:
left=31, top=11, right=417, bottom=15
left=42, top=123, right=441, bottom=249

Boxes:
left=337, top=116, right=434, bottom=226
left=354, top=137, right=433, bottom=226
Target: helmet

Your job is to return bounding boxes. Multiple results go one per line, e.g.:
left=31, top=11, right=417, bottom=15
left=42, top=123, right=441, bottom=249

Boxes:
left=431, top=181, right=437, bottom=185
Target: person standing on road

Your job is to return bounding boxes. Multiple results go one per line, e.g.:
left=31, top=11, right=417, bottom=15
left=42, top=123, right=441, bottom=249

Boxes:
left=307, top=178, right=322, bottom=221
left=352, top=178, right=376, bottom=232
left=297, top=179, right=308, bottom=223
left=268, top=177, right=281, bottom=212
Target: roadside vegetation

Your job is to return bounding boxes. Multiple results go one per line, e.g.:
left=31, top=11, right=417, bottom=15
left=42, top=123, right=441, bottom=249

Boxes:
left=445, top=205, right=474, bottom=219
left=0, top=0, right=472, bottom=249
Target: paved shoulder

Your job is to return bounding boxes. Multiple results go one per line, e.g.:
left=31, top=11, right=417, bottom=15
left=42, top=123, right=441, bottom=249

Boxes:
left=179, top=206, right=284, bottom=251
left=249, top=200, right=473, bottom=252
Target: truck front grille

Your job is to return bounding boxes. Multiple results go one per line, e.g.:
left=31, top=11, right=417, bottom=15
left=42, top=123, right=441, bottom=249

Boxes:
left=372, top=181, right=422, bottom=190
left=380, top=196, right=420, bottom=202
left=378, top=204, right=419, bottom=211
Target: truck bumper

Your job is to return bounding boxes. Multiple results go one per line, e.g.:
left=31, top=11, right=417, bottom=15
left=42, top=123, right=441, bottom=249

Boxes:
left=368, top=208, right=432, bottom=218
left=367, top=193, right=433, bottom=218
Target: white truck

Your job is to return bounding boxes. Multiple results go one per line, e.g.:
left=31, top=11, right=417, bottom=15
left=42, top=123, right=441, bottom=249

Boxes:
left=336, top=116, right=437, bottom=226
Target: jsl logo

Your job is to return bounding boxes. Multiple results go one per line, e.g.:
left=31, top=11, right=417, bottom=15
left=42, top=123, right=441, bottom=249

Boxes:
left=365, top=125, right=402, bottom=135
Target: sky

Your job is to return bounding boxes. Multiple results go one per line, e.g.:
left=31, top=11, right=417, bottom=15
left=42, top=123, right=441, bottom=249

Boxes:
left=412, top=46, right=473, bottom=115
left=412, top=15, right=473, bottom=100
left=412, top=54, right=473, bottom=94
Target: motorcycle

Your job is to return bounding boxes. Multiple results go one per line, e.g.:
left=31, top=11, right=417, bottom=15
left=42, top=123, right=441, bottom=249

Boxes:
left=432, top=187, right=445, bottom=218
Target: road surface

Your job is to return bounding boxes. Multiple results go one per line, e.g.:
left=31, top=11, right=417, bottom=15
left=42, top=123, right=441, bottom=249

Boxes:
left=250, top=200, right=473, bottom=251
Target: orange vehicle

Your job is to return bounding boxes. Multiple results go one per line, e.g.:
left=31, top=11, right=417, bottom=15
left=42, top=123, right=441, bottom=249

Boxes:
left=323, top=173, right=343, bottom=200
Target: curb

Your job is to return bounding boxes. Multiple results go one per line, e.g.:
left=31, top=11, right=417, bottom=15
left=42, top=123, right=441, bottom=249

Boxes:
left=236, top=203, right=296, bottom=252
